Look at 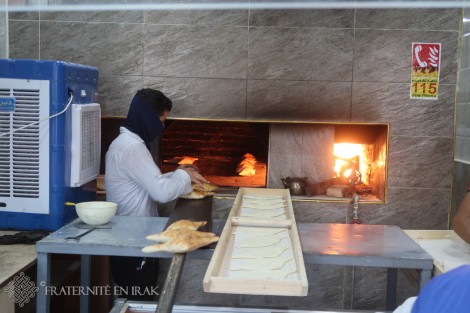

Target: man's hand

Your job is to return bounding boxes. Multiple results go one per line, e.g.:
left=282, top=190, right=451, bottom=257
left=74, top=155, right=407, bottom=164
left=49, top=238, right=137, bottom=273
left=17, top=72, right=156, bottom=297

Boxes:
left=180, top=167, right=209, bottom=188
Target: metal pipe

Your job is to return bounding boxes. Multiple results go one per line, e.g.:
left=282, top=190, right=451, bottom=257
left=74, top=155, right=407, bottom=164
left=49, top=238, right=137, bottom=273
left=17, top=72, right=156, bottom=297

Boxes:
left=352, top=194, right=360, bottom=224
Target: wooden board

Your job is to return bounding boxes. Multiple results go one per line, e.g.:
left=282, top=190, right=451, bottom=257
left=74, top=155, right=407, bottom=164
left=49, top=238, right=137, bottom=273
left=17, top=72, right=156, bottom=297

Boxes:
left=203, top=188, right=308, bottom=296
left=404, top=230, right=470, bottom=275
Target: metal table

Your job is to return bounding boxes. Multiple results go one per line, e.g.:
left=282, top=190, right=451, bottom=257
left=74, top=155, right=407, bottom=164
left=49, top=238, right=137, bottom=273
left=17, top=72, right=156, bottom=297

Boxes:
left=36, top=217, right=433, bottom=313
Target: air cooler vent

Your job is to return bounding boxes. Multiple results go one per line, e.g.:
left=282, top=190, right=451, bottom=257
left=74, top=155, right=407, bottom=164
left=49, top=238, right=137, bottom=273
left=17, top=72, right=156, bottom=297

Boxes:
left=0, top=88, right=41, bottom=198
left=0, top=88, right=11, bottom=197
left=12, top=89, right=41, bottom=198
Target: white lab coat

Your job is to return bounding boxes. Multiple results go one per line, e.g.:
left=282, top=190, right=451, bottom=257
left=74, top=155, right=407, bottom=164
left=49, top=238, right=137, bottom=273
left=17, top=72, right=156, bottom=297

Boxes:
left=105, top=127, right=192, bottom=216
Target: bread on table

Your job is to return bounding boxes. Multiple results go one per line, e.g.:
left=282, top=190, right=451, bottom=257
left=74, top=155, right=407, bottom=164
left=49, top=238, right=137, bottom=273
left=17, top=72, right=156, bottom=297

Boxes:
left=142, top=235, right=219, bottom=253
left=146, top=228, right=216, bottom=243
left=142, top=219, right=218, bottom=254
left=166, top=220, right=206, bottom=231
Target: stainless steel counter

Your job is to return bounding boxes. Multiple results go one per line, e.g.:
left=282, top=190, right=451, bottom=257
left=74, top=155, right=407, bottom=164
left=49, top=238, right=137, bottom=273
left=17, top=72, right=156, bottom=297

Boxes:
left=36, top=217, right=433, bottom=313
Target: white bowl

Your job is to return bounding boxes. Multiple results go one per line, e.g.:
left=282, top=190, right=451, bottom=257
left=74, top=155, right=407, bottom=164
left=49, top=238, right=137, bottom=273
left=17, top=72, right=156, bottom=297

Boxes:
left=75, top=201, right=117, bottom=226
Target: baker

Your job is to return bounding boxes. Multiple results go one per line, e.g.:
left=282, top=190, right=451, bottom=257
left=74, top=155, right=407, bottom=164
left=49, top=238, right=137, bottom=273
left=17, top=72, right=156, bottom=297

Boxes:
left=105, top=88, right=209, bottom=300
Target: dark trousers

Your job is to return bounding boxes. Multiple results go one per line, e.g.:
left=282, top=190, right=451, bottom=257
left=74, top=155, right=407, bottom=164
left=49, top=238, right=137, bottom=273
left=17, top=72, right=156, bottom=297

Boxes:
left=109, top=256, right=159, bottom=301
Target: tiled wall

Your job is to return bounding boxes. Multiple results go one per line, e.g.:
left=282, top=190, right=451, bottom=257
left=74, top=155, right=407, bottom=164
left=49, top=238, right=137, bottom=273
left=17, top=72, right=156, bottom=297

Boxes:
left=8, top=7, right=462, bottom=311
left=0, top=0, right=6, bottom=58
left=452, top=8, right=470, bottom=221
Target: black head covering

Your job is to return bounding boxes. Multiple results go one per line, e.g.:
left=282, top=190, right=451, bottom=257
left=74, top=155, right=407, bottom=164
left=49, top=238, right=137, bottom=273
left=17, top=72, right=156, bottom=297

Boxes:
left=124, top=95, right=164, bottom=150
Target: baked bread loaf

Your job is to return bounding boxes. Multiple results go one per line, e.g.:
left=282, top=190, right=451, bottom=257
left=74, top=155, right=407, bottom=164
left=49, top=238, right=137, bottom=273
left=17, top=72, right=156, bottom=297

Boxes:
left=146, top=228, right=216, bottom=242
left=192, top=182, right=219, bottom=192
left=142, top=219, right=218, bottom=254
left=142, top=235, right=219, bottom=253
left=166, top=220, right=206, bottom=231
left=180, top=190, right=214, bottom=200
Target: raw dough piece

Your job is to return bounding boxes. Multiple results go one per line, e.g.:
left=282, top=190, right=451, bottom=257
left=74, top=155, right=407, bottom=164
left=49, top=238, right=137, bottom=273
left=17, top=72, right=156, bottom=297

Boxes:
left=231, top=246, right=289, bottom=259
left=234, top=227, right=287, bottom=237
left=235, top=236, right=282, bottom=248
left=240, top=210, right=286, bottom=218
left=243, top=195, right=283, bottom=200
left=231, top=256, right=293, bottom=271
left=241, top=203, right=286, bottom=210
left=231, top=269, right=298, bottom=280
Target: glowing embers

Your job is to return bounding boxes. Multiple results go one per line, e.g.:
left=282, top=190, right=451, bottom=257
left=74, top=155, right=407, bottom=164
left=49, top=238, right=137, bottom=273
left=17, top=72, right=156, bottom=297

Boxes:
left=333, top=143, right=369, bottom=186
left=237, top=153, right=257, bottom=177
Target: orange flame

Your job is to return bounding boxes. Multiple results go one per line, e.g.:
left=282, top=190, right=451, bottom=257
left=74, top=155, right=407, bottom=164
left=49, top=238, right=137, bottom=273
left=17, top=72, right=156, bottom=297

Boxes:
left=178, top=156, right=199, bottom=165
left=237, top=153, right=257, bottom=177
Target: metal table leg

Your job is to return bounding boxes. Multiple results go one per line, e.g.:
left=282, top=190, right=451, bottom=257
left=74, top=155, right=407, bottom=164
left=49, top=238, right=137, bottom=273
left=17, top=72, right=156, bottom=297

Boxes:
left=386, top=268, right=397, bottom=311
left=36, top=252, right=51, bottom=313
left=80, top=255, right=91, bottom=313
left=419, top=269, right=432, bottom=290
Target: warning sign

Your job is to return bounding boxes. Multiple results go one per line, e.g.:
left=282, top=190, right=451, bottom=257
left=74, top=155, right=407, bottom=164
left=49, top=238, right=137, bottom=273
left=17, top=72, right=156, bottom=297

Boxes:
left=410, top=43, right=441, bottom=100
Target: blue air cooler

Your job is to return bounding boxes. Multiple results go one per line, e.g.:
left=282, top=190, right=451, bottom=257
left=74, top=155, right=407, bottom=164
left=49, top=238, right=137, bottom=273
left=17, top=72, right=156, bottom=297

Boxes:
left=0, top=59, right=101, bottom=230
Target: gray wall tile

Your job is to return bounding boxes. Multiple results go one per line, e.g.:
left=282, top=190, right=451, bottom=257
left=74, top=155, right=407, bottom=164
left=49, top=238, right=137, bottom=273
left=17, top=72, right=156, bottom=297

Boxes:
left=455, top=137, right=470, bottom=161
left=352, top=82, right=456, bottom=137
left=144, top=76, right=247, bottom=119
left=388, top=136, right=454, bottom=188
left=247, top=80, right=352, bottom=121
left=144, top=25, right=248, bottom=79
left=354, top=29, right=459, bottom=84
left=9, top=8, right=39, bottom=21
left=99, top=75, right=144, bottom=116
left=40, top=11, right=143, bottom=23
left=249, top=27, right=354, bottom=81
left=462, top=12, right=470, bottom=69
left=456, top=103, right=470, bottom=137
left=294, top=201, right=347, bottom=223
left=451, top=161, right=470, bottom=223
left=458, top=67, right=470, bottom=103
left=145, top=8, right=247, bottom=25
left=8, top=20, right=39, bottom=59
left=40, top=22, right=144, bottom=75
left=358, top=187, right=450, bottom=229
left=0, top=10, right=6, bottom=58
left=249, top=9, right=354, bottom=28
left=355, top=9, right=461, bottom=30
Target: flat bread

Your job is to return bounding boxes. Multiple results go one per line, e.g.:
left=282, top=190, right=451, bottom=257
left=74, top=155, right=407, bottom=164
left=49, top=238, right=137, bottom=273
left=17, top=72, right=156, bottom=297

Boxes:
left=192, top=182, right=218, bottom=192
left=142, top=219, right=218, bottom=254
left=142, top=235, right=219, bottom=253
left=180, top=190, right=214, bottom=199
left=146, top=228, right=216, bottom=243
left=166, top=220, right=206, bottom=231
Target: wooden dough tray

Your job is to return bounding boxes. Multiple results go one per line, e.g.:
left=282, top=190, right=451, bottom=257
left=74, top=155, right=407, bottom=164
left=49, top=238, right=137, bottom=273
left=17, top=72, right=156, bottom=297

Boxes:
left=203, top=188, right=308, bottom=296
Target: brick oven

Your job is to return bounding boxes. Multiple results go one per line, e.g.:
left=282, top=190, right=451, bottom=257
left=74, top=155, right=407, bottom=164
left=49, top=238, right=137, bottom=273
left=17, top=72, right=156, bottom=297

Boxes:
left=156, top=119, right=389, bottom=203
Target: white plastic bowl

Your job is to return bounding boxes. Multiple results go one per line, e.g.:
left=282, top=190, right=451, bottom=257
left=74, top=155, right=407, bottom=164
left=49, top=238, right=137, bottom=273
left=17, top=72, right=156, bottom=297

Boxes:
left=75, top=201, right=117, bottom=226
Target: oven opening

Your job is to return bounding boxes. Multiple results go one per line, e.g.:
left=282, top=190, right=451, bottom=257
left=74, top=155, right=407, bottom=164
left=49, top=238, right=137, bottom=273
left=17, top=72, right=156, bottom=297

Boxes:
left=101, top=118, right=388, bottom=203
left=160, top=120, right=269, bottom=188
